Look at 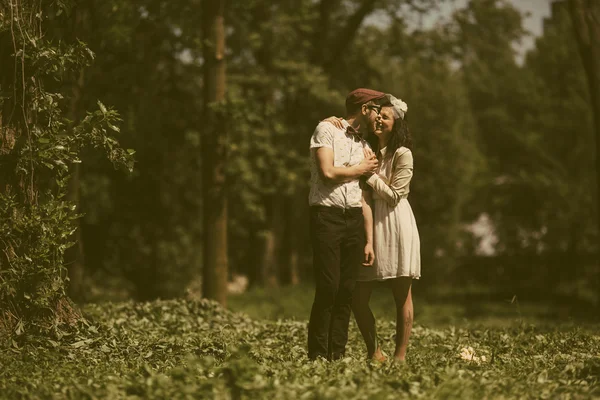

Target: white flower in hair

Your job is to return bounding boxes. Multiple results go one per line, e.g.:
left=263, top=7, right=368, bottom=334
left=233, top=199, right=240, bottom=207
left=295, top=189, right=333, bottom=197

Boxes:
left=385, top=94, right=408, bottom=119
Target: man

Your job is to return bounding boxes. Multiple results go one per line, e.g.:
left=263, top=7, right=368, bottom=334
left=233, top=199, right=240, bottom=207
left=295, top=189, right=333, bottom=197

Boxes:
left=307, top=88, right=388, bottom=361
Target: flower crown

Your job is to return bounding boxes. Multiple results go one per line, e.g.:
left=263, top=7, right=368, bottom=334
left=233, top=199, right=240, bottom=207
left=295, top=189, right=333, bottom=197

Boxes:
left=385, top=94, right=408, bottom=120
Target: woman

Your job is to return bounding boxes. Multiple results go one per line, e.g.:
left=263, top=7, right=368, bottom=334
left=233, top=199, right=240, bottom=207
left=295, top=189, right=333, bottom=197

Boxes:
left=325, top=94, right=420, bottom=362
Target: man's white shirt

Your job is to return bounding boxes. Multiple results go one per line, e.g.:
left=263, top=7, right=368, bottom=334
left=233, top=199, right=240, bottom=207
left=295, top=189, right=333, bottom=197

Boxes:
left=309, top=120, right=369, bottom=208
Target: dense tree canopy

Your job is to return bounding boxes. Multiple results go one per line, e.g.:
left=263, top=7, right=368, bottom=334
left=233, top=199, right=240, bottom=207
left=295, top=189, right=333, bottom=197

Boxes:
left=1, top=0, right=597, bottom=314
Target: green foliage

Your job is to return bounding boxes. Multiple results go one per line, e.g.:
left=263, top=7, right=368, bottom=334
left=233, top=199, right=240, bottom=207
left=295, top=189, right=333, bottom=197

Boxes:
left=0, top=194, right=76, bottom=311
left=59, top=0, right=206, bottom=300
left=2, top=0, right=596, bottom=302
left=523, top=4, right=596, bottom=254
left=1, top=299, right=598, bottom=398
left=451, top=0, right=597, bottom=258
left=0, top=0, right=133, bottom=331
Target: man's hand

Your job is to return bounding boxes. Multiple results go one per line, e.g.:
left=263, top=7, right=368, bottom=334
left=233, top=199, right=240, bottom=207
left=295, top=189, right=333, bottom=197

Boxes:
left=363, top=242, right=375, bottom=266
left=358, top=154, right=378, bottom=175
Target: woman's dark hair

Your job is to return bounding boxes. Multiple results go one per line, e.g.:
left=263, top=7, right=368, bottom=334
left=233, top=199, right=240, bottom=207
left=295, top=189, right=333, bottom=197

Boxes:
left=366, top=112, right=412, bottom=158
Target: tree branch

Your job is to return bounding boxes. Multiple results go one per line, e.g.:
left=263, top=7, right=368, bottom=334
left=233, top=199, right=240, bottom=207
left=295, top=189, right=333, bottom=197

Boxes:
left=569, top=0, right=592, bottom=76
left=322, top=0, right=378, bottom=72
left=311, top=0, right=342, bottom=62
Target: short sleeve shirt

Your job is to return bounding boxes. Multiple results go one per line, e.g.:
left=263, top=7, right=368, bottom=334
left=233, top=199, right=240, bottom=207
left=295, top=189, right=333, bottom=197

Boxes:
left=308, top=120, right=368, bottom=208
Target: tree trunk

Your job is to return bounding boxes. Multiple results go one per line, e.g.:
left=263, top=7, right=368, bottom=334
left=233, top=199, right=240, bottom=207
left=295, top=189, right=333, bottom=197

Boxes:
left=247, top=196, right=282, bottom=288
left=311, top=0, right=342, bottom=62
left=62, top=4, right=91, bottom=302
left=65, top=163, right=85, bottom=301
left=0, top=30, right=18, bottom=197
left=569, top=0, right=600, bottom=298
left=569, top=0, right=600, bottom=241
left=65, top=64, right=86, bottom=302
left=279, top=194, right=301, bottom=286
left=251, top=2, right=282, bottom=288
left=322, top=0, right=378, bottom=73
left=202, top=0, right=228, bottom=306
left=247, top=225, right=262, bottom=287
left=266, top=195, right=284, bottom=288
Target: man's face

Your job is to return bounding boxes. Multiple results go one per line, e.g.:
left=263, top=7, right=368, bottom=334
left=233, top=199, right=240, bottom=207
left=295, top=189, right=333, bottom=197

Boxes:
left=358, top=103, right=382, bottom=136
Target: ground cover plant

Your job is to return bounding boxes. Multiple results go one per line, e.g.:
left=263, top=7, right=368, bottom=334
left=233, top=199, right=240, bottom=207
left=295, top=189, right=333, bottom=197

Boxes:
left=1, top=295, right=599, bottom=399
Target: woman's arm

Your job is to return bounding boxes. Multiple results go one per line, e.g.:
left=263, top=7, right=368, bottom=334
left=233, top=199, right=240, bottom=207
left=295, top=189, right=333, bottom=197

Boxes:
left=366, top=148, right=413, bottom=206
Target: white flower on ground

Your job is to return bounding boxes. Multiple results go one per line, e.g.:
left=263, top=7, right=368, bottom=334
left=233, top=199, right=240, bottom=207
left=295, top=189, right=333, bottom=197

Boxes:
left=459, top=346, right=488, bottom=365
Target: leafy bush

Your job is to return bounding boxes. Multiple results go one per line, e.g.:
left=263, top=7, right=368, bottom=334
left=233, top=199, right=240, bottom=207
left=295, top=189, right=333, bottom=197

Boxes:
left=0, top=0, right=133, bottom=334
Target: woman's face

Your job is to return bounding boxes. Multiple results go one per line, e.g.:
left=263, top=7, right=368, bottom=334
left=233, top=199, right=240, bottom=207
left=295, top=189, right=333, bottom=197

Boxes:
left=374, top=106, right=395, bottom=139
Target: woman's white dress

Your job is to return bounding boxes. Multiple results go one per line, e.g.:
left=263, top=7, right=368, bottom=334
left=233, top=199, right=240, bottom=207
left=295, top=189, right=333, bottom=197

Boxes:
left=358, top=146, right=421, bottom=281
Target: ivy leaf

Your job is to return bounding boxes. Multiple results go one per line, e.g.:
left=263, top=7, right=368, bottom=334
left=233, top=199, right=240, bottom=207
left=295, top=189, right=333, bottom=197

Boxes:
left=98, top=101, right=107, bottom=114
left=71, top=339, right=91, bottom=348
left=107, top=123, right=120, bottom=133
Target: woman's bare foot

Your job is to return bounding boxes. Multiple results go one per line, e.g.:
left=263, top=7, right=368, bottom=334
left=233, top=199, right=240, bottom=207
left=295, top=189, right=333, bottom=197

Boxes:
left=392, top=355, right=406, bottom=363
left=370, top=348, right=387, bottom=362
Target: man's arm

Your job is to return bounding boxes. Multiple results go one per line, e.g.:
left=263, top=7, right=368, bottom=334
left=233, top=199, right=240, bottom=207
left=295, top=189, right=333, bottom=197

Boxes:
left=361, top=192, right=375, bottom=266
left=315, top=147, right=378, bottom=184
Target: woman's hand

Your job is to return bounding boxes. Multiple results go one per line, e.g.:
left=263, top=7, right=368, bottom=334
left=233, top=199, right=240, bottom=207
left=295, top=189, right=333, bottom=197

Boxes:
left=363, top=147, right=376, bottom=160
left=321, top=116, right=344, bottom=130
left=362, top=147, right=378, bottom=177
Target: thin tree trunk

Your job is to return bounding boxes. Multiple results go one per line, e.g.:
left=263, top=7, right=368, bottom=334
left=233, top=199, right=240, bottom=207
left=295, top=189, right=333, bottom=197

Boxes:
left=569, top=0, right=600, bottom=241
left=251, top=2, right=281, bottom=288
left=248, top=196, right=282, bottom=288
left=0, top=30, right=18, bottom=197
left=569, top=0, right=600, bottom=299
left=202, top=0, right=228, bottom=306
left=65, top=66, right=86, bottom=302
left=62, top=4, right=90, bottom=302
left=266, top=195, right=284, bottom=288
left=65, top=163, right=84, bottom=300
left=570, top=0, right=600, bottom=296
left=262, top=228, right=279, bottom=288
left=280, top=194, right=300, bottom=286
left=247, top=225, right=263, bottom=287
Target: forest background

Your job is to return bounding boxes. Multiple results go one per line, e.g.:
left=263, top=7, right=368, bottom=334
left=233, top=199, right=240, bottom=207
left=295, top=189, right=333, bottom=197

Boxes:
left=1, top=0, right=599, bottom=323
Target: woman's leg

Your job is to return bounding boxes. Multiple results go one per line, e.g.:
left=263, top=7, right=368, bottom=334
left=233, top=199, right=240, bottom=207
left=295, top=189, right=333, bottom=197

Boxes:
left=390, top=277, right=413, bottom=361
left=352, top=281, right=384, bottom=360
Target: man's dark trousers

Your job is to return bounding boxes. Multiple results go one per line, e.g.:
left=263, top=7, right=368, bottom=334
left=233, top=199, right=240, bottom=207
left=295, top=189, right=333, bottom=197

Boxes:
left=308, top=205, right=364, bottom=361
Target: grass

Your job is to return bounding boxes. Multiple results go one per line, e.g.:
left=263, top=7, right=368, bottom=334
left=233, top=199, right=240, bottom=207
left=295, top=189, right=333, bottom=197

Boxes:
left=228, top=282, right=599, bottom=330
left=0, top=287, right=599, bottom=399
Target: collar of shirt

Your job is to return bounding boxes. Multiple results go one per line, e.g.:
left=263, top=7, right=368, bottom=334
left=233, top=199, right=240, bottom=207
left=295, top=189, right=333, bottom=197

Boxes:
left=341, top=119, right=362, bottom=138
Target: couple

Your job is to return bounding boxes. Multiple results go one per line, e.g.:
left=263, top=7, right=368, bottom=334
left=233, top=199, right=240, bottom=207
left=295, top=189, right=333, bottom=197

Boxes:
left=307, top=88, right=420, bottom=362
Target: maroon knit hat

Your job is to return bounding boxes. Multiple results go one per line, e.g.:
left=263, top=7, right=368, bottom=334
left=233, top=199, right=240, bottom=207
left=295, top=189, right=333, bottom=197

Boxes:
left=345, top=88, right=386, bottom=111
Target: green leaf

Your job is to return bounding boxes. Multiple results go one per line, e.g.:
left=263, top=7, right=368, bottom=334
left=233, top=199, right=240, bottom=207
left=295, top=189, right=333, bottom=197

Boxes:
left=98, top=101, right=107, bottom=114
left=71, top=339, right=90, bottom=348
left=107, top=123, right=120, bottom=132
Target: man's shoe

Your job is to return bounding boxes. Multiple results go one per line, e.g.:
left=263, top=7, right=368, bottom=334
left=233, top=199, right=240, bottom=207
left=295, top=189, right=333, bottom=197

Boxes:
left=308, top=353, right=327, bottom=361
